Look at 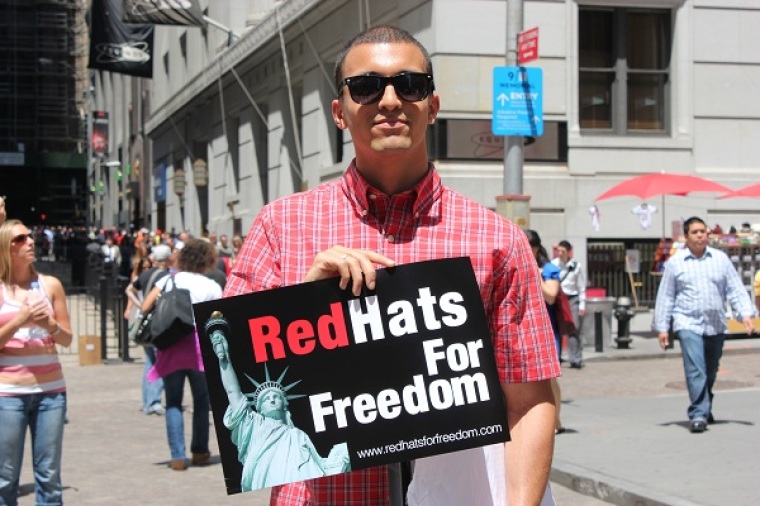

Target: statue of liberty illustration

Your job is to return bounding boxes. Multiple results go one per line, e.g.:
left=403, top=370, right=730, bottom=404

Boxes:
left=205, top=311, right=350, bottom=491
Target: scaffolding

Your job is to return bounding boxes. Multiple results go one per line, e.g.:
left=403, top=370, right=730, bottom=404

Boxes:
left=0, top=0, right=87, bottom=152
left=0, top=0, right=88, bottom=224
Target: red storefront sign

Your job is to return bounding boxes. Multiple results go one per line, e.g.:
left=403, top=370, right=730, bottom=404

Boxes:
left=518, top=27, right=539, bottom=65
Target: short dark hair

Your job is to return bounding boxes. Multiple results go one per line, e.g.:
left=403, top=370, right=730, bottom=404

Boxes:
left=333, top=24, right=434, bottom=92
left=558, top=240, right=572, bottom=251
left=683, top=216, right=706, bottom=235
left=177, top=239, right=217, bottom=273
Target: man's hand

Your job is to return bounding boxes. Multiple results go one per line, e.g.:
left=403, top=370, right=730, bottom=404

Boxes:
left=658, top=331, right=670, bottom=351
left=742, top=316, right=755, bottom=335
left=304, top=247, right=396, bottom=296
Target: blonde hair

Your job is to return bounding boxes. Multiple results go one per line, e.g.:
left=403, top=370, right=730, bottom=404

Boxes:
left=0, top=219, right=37, bottom=284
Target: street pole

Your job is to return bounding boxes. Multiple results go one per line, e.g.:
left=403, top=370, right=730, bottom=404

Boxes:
left=503, top=0, right=524, bottom=196
left=85, top=88, right=93, bottom=227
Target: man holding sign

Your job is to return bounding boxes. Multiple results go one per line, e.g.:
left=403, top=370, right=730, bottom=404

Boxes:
left=225, top=24, right=559, bottom=506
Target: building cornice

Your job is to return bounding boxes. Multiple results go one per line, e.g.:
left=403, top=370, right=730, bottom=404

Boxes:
left=145, top=0, right=323, bottom=135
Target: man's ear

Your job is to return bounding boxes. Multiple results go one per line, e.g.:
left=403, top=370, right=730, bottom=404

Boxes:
left=428, top=94, right=440, bottom=125
left=332, top=99, right=347, bottom=130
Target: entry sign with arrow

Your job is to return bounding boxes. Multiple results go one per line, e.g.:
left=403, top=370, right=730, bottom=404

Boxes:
left=491, top=66, right=543, bottom=137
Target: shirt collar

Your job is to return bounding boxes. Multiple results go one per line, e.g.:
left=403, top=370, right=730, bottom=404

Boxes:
left=684, top=246, right=712, bottom=260
left=341, top=159, right=442, bottom=218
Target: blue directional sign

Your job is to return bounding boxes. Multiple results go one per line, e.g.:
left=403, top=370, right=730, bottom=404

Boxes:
left=492, top=66, right=543, bottom=137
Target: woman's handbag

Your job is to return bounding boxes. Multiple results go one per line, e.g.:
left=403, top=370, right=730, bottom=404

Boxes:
left=149, top=277, right=195, bottom=350
left=130, top=268, right=166, bottom=347
left=555, top=290, right=577, bottom=336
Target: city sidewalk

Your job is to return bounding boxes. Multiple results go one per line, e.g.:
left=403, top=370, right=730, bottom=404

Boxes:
left=552, top=308, right=760, bottom=506
left=17, top=351, right=271, bottom=506
left=554, top=338, right=760, bottom=506
left=15, top=312, right=760, bottom=505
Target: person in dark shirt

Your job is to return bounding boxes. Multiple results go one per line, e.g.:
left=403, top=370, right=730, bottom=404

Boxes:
left=125, top=244, right=172, bottom=415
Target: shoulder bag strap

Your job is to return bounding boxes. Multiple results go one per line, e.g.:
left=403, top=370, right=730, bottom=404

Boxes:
left=559, top=260, right=576, bottom=283
left=163, top=273, right=176, bottom=293
left=145, top=268, right=164, bottom=294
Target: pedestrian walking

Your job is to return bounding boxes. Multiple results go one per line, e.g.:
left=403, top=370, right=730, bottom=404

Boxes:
left=653, top=216, right=755, bottom=433
left=125, top=244, right=173, bottom=416
left=552, top=240, right=586, bottom=368
left=526, top=229, right=566, bottom=435
left=141, top=239, right=222, bottom=470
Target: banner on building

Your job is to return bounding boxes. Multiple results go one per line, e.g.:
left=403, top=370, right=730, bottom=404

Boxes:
left=153, top=163, right=166, bottom=202
left=89, top=0, right=154, bottom=78
left=193, top=257, right=509, bottom=495
left=123, top=0, right=206, bottom=27
left=92, top=111, right=109, bottom=155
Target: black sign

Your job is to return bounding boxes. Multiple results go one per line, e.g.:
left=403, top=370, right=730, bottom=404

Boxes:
left=123, top=0, right=206, bottom=27
left=194, top=258, right=509, bottom=495
left=88, top=0, right=154, bottom=78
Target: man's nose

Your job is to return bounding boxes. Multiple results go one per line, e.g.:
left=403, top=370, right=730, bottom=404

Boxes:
left=378, top=83, right=402, bottom=108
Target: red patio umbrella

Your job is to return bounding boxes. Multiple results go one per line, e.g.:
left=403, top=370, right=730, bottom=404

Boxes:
left=719, top=183, right=760, bottom=199
left=595, top=173, right=733, bottom=201
left=595, top=172, right=733, bottom=237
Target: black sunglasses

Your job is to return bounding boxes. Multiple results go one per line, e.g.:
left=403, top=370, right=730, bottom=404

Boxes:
left=338, top=72, right=435, bottom=105
left=11, top=233, right=33, bottom=244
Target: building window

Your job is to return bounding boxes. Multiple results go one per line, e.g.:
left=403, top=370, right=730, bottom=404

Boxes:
left=578, top=7, right=671, bottom=134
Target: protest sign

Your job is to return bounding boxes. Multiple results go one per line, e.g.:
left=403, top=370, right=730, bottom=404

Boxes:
left=194, top=257, right=508, bottom=494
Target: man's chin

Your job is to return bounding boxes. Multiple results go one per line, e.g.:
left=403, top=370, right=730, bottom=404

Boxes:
left=370, top=138, right=412, bottom=152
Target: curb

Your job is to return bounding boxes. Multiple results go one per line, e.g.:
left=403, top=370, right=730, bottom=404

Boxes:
left=551, top=461, right=703, bottom=506
left=581, top=336, right=760, bottom=364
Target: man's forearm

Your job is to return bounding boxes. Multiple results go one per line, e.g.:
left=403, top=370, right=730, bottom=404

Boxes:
left=502, top=380, right=555, bottom=506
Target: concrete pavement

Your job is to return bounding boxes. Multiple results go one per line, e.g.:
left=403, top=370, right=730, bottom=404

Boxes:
left=552, top=310, right=760, bottom=506
left=14, top=308, right=760, bottom=505
left=15, top=351, right=602, bottom=506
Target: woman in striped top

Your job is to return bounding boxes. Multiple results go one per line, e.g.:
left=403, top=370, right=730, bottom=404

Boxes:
left=0, top=219, right=72, bottom=506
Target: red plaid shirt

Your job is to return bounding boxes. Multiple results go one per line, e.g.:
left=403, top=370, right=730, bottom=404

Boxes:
left=225, top=162, right=559, bottom=506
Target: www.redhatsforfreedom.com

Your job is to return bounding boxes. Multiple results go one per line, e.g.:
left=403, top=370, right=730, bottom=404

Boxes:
left=354, top=423, right=505, bottom=459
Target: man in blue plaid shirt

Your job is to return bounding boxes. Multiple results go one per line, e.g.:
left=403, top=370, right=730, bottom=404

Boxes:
left=653, top=216, right=755, bottom=433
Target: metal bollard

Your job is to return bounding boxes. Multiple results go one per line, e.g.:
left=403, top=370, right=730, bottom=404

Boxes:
left=594, top=310, right=603, bottom=352
left=99, top=275, right=108, bottom=360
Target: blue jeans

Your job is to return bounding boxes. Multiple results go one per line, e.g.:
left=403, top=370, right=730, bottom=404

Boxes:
left=676, top=330, right=725, bottom=422
left=163, top=370, right=209, bottom=460
left=0, top=392, right=66, bottom=506
left=142, top=347, right=164, bottom=412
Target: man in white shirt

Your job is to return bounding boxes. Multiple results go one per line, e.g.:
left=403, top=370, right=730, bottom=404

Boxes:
left=552, top=240, right=586, bottom=368
left=100, top=235, right=121, bottom=275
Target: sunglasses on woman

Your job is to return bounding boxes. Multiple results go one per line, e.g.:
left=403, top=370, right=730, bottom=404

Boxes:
left=338, top=72, right=435, bottom=105
left=11, top=233, right=33, bottom=244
